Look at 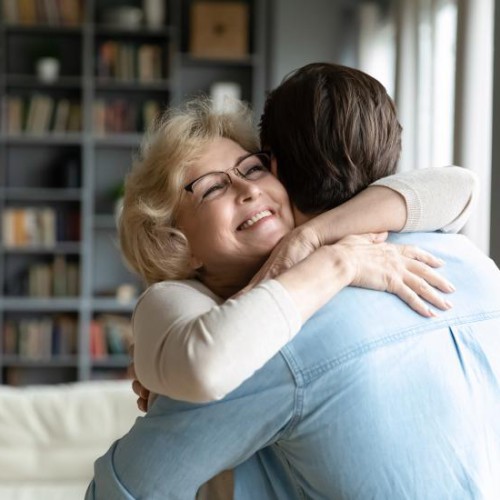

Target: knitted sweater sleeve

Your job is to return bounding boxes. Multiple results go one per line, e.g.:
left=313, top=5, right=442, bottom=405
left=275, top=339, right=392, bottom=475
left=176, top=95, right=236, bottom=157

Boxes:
left=133, top=279, right=301, bottom=403
left=372, top=166, right=478, bottom=233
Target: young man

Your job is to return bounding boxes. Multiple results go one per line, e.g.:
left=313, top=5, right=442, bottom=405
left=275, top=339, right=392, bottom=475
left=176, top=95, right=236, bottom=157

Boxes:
left=88, top=64, right=500, bottom=499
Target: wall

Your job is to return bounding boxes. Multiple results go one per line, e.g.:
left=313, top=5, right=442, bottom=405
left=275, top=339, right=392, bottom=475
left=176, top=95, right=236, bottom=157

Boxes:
left=491, top=0, right=500, bottom=264
left=268, top=0, right=359, bottom=88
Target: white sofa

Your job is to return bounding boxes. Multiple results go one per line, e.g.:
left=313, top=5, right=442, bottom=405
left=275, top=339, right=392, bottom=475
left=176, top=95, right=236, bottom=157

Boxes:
left=0, top=380, right=141, bottom=500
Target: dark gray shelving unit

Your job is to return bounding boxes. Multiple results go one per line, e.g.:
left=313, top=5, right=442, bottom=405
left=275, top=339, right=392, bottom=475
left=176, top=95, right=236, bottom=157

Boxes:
left=0, top=0, right=270, bottom=385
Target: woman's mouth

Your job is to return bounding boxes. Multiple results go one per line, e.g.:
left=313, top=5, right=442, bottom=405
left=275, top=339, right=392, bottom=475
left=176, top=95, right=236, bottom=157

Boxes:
left=238, top=210, right=273, bottom=230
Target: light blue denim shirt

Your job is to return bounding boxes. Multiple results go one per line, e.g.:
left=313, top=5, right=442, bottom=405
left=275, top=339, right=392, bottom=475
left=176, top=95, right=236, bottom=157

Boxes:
left=87, top=232, right=500, bottom=499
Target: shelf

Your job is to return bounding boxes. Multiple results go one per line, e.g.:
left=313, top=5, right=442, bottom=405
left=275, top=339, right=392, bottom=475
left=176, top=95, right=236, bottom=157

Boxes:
left=6, top=74, right=82, bottom=89
left=1, top=188, right=82, bottom=201
left=91, top=298, right=136, bottom=313
left=1, top=356, right=79, bottom=367
left=95, top=78, right=171, bottom=91
left=93, top=134, right=143, bottom=147
left=2, top=24, right=84, bottom=35
left=91, top=356, right=130, bottom=368
left=0, top=298, right=81, bottom=311
left=0, top=242, right=82, bottom=255
left=94, top=25, right=175, bottom=38
left=2, top=134, right=83, bottom=146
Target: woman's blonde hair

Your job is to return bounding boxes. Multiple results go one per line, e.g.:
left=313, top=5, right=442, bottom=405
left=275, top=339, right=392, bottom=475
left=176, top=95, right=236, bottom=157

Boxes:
left=118, top=96, right=259, bottom=285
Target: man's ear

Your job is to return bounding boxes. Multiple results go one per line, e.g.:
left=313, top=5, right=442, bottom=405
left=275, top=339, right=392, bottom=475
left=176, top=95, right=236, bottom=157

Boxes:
left=270, top=156, right=279, bottom=176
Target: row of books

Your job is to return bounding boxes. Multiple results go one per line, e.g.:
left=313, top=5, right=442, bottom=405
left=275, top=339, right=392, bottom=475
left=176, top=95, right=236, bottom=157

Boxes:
left=2, top=207, right=81, bottom=248
left=90, top=314, right=133, bottom=359
left=97, top=42, right=165, bottom=82
left=2, top=315, right=78, bottom=359
left=6, top=96, right=82, bottom=135
left=26, top=256, right=80, bottom=297
left=93, top=99, right=161, bottom=134
left=2, top=0, right=83, bottom=26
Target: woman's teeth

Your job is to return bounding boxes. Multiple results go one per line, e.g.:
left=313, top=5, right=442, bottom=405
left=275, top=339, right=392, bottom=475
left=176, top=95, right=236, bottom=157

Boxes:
left=239, top=210, right=272, bottom=230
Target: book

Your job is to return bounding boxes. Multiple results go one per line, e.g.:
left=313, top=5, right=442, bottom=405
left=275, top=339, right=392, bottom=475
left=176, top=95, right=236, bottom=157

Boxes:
left=53, top=98, right=70, bottom=133
left=90, top=319, right=107, bottom=358
left=7, top=96, right=24, bottom=134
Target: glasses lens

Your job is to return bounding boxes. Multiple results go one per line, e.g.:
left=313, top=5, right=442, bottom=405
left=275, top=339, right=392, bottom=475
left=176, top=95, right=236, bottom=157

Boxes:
left=192, top=173, right=230, bottom=202
left=238, top=153, right=271, bottom=180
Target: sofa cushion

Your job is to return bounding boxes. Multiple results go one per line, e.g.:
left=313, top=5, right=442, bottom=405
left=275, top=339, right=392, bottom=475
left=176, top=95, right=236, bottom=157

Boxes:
left=0, top=380, right=141, bottom=483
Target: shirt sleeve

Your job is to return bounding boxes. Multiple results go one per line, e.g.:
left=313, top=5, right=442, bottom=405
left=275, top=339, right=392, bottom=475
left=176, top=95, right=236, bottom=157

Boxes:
left=133, top=279, right=301, bottom=403
left=372, top=166, right=479, bottom=233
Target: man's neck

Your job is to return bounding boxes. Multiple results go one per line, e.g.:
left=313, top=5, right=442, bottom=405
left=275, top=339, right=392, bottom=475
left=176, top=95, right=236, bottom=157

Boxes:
left=293, top=206, right=314, bottom=226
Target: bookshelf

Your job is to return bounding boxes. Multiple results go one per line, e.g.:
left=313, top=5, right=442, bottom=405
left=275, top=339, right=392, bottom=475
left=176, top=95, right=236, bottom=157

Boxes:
left=0, top=0, right=270, bottom=385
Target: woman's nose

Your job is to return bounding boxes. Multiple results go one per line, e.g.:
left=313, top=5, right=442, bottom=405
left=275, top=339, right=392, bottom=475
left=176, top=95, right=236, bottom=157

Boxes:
left=232, top=177, right=261, bottom=202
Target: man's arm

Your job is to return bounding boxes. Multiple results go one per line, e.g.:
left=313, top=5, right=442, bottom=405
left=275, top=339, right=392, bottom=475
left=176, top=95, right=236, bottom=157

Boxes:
left=87, top=353, right=297, bottom=500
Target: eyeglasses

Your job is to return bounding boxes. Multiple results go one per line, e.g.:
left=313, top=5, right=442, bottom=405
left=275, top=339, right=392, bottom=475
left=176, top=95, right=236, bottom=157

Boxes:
left=183, top=151, right=271, bottom=204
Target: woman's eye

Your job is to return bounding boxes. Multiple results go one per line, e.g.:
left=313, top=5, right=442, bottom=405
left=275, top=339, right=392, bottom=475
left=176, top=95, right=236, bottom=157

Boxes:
left=202, top=183, right=226, bottom=199
left=244, top=164, right=267, bottom=177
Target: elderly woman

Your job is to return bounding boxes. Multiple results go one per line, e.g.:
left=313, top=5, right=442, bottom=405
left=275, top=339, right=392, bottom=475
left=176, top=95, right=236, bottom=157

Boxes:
left=87, top=96, right=475, bottom=499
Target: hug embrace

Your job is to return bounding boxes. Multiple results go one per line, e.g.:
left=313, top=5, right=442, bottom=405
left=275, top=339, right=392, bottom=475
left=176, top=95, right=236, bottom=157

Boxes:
left=87, top=63, right=500, bottom=499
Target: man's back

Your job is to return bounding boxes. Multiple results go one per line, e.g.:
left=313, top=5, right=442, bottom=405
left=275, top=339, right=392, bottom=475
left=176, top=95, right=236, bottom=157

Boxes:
left=278, top=232, right=500, bottom=498
left=87, top=232, right=500, bottom=500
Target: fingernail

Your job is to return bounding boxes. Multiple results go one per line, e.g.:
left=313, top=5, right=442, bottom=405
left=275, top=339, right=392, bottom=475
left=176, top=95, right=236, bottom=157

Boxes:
left=447, top=283, right=456, bottom=292
left=428, top=308, right=438, bottom=317
left=445, top=300, right=453, bottom=309
left=437, top=258, right=445, bottom=266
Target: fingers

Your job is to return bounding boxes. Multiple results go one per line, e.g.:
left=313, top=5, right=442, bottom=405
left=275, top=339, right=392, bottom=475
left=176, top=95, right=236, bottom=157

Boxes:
left=389, top=282, right=436, bottom=317
left=404, top=259, right=455, bottom=294
left=132, top=379, right=150, bottom=413
left=344, top=232, right=388, bottom=245
left=386, top=248, right=455, bottom=317
left=372, top=231, right=389, bottom=243
left=403, top=272, right=453, bottom=312
left=132, top=379, right=150, bottom=399
left=136, top=397, right=148, bottom=413
left=399, top=245, right=445, bottom=269
left=132, top=379, right=142, bottom=397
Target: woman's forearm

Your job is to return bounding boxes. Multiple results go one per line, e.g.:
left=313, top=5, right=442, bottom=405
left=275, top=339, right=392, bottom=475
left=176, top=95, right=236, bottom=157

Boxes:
left=276, top=245, right=354, bottom=322
left=302, top=186, right=406, bottom=246
left=301, top=166, right=478, bottom=247
left=373, top=166, right=478, bottom=233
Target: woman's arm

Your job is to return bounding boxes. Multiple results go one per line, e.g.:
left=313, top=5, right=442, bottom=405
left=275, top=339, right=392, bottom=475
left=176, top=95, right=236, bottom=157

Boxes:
left=133, top=234, right=454, bottom=404
left=324, top=165, right=479, bottom=238
left=247, top=166, right=478, bottom=285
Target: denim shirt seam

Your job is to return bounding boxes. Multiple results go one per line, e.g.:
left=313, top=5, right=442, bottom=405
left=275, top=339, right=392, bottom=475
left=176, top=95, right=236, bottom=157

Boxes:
left=299, top=309, right=500, bottom=384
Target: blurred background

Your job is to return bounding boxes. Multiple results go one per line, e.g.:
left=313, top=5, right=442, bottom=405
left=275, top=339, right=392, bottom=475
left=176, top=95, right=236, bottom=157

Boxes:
left=0, top=0, right=497, bottom=388
left=0, top=1, right=498, bottom=497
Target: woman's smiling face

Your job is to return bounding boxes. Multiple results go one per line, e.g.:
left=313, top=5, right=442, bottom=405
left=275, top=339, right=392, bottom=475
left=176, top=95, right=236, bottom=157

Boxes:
left=176, top=137, right=295, bottom=289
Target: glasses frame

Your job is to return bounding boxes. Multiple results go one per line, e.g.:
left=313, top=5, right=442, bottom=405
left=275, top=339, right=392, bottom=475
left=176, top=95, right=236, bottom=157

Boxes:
left=183, top=151, right=271, bottom=194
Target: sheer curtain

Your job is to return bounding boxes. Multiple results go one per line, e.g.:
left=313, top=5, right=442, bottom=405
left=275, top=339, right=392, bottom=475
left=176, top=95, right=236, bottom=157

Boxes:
left=358, top=0, right=494, bottom=254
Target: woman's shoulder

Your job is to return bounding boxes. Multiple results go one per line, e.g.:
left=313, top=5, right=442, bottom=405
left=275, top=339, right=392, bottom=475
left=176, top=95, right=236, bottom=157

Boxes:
left=135, top=279, right=222, bottom=313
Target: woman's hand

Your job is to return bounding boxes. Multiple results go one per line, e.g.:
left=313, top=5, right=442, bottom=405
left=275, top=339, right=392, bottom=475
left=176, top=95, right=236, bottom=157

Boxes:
left=245, top=225, right=321, bottom=289
left=132, top=377, right=150, bottom=413
left=335, top=233, right=455, bottom=317
left=129, top=344, right=150, bottom=412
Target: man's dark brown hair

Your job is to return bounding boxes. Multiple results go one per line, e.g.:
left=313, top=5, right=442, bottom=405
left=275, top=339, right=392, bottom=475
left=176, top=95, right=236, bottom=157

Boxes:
left=260, top=62, right=402, bottom=214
